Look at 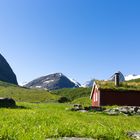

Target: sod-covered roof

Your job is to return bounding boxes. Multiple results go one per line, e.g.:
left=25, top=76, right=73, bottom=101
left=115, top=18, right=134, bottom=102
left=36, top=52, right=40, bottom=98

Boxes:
left=95, top=80, right=140, bottom=91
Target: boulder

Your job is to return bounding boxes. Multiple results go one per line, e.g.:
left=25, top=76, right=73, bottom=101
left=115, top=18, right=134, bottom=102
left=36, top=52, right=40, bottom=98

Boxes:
left=104, top=109, right=120, bottom=115
left=127, top=132, right=140, bottom=140
left=71, top=104, right=83, bottom=111
left=0, top=98, right=16, bottom=107
left=104, top=106, right=140, bottom=116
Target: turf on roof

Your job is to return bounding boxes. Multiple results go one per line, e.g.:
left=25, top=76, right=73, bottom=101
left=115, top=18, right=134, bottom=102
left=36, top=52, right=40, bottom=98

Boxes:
left=95, top=80, right=140, bottom=91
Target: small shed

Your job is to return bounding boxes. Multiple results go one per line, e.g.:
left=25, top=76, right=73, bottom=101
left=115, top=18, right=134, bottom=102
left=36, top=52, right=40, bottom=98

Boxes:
left=90, top=81, right=140, bottom=107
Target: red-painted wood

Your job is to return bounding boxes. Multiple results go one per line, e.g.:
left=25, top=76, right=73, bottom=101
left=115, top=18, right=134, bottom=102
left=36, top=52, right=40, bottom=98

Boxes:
left=91, top=83, right=140, bottom=106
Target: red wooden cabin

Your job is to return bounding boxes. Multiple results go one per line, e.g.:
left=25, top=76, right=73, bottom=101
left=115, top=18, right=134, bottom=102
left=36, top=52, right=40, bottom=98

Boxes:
left=90, top=82, right=140, bottom=107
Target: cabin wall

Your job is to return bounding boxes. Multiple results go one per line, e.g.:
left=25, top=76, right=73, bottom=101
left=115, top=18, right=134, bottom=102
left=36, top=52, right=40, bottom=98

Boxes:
left=92, top=87, right=100, bottom=107
left=100, top=90, right=140, bottom=106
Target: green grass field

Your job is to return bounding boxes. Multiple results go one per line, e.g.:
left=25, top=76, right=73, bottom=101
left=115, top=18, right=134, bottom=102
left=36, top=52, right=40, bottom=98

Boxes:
left=0, top=81, right=59, bottom=103
left=0, top=81, right=140, bottom=139
left=0, top=102, right=140, bottom=140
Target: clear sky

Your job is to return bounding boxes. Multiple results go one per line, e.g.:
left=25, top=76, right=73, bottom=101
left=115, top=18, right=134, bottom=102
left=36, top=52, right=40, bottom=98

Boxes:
left=0, top=0, right=140, bottom=84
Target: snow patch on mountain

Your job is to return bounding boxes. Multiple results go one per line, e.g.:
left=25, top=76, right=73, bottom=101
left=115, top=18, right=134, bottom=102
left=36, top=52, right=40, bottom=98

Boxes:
left=69, top=79, right=81, bottom=87
left=43, top=80, right=55, bottom=84
left=125, top=74, right=140, bottom=81
left=35, top=86, right=42, bottom=88
left=82, top=79, right=95, bottom=87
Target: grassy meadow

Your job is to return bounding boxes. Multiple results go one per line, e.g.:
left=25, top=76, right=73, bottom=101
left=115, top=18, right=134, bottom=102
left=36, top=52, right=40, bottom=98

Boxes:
left=0, top=80, right=140, bottom=139
left=0, top=102, right=140, bottom=140
left=0, top=81, right=59, bottom=103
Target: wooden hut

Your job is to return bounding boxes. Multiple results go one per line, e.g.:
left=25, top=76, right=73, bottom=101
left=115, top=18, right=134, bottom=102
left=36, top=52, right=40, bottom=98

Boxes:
left=90, top=81, right=140, bottom=107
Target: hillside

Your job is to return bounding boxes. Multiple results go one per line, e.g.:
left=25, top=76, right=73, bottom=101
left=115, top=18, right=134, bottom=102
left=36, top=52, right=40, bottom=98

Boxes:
left=1, top=79, right=140, bottom=106
left=0, top=80, right=92, bottom=105
left=127, top=78, right=140, bottom=82
left=0, top=81, right=92, bottom=106
left=0, top=81, right=59, bottom=103
left=52, top=87, right=91, bottom=100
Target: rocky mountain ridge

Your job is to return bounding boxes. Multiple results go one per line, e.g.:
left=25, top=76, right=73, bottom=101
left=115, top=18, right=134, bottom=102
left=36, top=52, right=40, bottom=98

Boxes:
left=24, top=72, right=140, bottom=90
left=24, top=73, right=81, bottom=90
left=82, top=79, right=95, bottom=87
left=0, top=53, right=18, bottom=85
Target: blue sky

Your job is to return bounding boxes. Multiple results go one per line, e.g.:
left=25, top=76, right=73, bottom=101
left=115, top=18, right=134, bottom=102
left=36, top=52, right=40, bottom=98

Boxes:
left=0, top=0, right=140, bottom=84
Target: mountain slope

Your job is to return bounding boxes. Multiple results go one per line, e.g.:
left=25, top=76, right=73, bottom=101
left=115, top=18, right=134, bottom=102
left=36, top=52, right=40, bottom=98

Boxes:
left=82, top=79, right=95, bottom=87
left=0, top=81, right=59, bottom=102
left=24, top=73, right=80, bottom=90
left=52, top=87, right=91, bottom=100
left=69, top=79, right=81, bottom=87
left=0, top=53, right=18, bottom=85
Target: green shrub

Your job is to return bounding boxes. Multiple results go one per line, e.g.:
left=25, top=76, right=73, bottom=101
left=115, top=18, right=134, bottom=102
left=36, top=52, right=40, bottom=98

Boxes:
left=58, top=96, right=70, bottom=103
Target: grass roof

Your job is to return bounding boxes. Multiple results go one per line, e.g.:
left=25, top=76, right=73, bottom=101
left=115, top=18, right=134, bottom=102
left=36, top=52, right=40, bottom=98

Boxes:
left=95, top=79, right=140, bottom=91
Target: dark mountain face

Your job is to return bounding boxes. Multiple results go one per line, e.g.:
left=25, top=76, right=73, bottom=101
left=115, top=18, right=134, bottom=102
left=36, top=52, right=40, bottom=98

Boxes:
left=25, top=73, right=80, bottom=90
left=0, top=53, right=18, bottom=85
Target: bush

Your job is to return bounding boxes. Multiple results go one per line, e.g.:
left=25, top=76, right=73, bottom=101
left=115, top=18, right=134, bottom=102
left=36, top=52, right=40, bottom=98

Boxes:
left=58, top=97, right=70, bottom=103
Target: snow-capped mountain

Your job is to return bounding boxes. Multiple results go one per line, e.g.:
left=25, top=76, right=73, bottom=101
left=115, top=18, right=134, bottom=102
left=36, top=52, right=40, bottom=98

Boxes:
left=125, top=74, right=140, bottom=81
left=24, top=73, right=80, bottom=90
left=69, top=79, right=81, bottom=87
left=82, top=79, right=95, bottom=87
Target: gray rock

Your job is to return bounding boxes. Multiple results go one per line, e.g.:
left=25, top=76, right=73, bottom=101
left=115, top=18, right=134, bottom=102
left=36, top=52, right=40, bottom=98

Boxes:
left=0, top=98, right=16, bottom=107
left=104, top=109, right=120, bottom=115
left=136, top=108, right=140, bottom=115
left=134, top=107, right=139, bottom=113
left=79, top=110, right=88, bottom=113
left=71, top=104, right=83, bottom=111
left=104, top=106, right=140, bottom=116
left=119, top=107, right=131, bottom=114
left=0, top=53, right=18, bottom=85
left=127, top=132, right=140, bottom=140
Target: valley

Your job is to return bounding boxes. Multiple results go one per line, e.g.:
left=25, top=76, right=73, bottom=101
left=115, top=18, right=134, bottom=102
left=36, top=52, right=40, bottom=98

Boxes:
left=0, top=80, right=140, bottom=139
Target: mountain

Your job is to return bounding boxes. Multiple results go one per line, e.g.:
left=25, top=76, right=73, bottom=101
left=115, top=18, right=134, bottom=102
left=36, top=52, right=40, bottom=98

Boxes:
left=69, top=79, right=81, bottom=87
left=0, top=53, right=18, bottom=85
left=24, top=73, right=80, bottom=90
left=82, top=79, right=95, bottom=87
left=125, top=74, right=140, bottom=81
left=108, top=71, right=125, bottom=82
